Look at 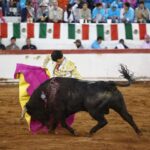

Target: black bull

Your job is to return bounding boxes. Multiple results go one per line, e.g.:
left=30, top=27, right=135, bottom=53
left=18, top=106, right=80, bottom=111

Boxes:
left=21, top=65, right=141, bottom=136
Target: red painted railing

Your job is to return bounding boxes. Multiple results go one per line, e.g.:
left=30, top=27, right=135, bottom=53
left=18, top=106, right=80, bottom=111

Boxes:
left=0, top=49, right=150, bottom=55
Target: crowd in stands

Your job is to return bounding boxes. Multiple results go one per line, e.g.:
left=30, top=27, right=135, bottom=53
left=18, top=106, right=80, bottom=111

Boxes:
left=0, top=33, right=150, bottom=50
left=0, top=0, right=150, bottom=23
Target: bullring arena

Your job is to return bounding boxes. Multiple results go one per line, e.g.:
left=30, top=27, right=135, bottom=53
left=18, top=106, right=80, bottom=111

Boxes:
left=0, top=50, right=150, bottom=150
left=0, top=82, right=150, bottom=150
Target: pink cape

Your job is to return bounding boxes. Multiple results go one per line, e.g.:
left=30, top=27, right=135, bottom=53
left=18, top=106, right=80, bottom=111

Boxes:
left=14, top=64, right=75, bottom=134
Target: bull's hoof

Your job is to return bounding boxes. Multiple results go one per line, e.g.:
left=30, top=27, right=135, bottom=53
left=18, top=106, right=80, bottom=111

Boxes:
left=48, top=130, right=58, bottom=135
left=86, top=132, right=93, bottom=137
left=73, top=130, right=79, bottom=136
left=137, top=130, right=143, bottom=136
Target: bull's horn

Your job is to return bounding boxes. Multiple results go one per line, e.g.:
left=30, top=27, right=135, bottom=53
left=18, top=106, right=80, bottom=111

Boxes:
left=20, top=106, right=27, bottom=120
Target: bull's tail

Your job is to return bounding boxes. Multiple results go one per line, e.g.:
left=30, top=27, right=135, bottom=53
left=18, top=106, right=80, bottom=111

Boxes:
left=115, top=64, right=135, bottom=87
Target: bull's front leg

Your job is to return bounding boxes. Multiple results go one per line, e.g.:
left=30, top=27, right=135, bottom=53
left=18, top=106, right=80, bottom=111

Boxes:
left=61, top=119, right=78, bottom=136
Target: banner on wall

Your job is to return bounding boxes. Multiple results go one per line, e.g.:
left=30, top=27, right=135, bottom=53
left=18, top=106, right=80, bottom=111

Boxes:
left=0, top=23, right=150, bottom=41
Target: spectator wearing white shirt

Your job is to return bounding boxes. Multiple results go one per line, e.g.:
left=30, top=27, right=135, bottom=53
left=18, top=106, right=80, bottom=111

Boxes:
left=63, top=4, right=74, bottom=23
left=141, top=34, right=150, bottom=49
left=115, top=39, right=129, bottom=49
left=49, top=0, right=63, bottom=23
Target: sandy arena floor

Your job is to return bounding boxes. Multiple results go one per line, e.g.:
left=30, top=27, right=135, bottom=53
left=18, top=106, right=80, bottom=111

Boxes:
left=0, top=83, right=150, bottom=150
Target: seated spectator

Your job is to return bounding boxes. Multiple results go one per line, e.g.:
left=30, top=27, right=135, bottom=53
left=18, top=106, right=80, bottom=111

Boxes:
left=72, top=0, right=81, bottom=23
left=63, top=4, right=74, bottom=23
left=115, top=39, right=128, bottom=49
left=22, top=38, right=37, bottom=50
left=141, top=34, right=150, bottom=49
left=135, top=1, right=150, bottom=23
left=144, top=0, right=150, bottom=10
left=6, top=37, right=20, bottom=50
left=58, top=0, right=68, bottom=10
left=37, top=1, right=49, bottom=22
left=0, top=7, right=6, bottom=22
left=92, top=3, right=106, bottom=23
left=115, top=0, right=123, bottom=8
left=21, top=1, right=35, bottom=22
left=102, top=0, right=116, bottom=8
left=74, top=39, right=84, bottom=49
left=107, top=3, right=120, bottom=23
left=122, top=0, right=137, bottom=8
left=9, top=0, right=18, bottom=16
left=79, top=2, right=91, bottom=23
left=91, top=36, right=103, bottom=49
left=49, top=0, right=63, bottom=23
left=0, top=38, right=6, bottom=50
left=121, top=2, right=134, bottom=23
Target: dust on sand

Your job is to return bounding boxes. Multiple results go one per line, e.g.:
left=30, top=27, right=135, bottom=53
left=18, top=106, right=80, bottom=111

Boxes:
left=0, top=83, right=150, bottom=150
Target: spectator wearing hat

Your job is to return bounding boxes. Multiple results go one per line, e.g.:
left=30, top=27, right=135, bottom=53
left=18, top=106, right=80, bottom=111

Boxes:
left=21, top=1, right=35, bottom=22
left=121, top=2, right=134, bottom=23
left=92, top=3, right=106, bottom=23
left=36, top=1, right=49, bottom=22
left=135, top=1, right=150, bottom=23
left=6, top=37, right=20, bottom=50
left=0, top=38, right=6, bottom=50
left=63, top=4, right=74, bottom=23
left=22, top=38, right=37, bottom=50
left=115, top=39, right=128, bottom=49
left=107, top=3, right=120, bottom=23
left=79, top=2, right=91, bottom=22
left=74, top=39, right=84, bottom=49
left=49, top=0, right=63, bottom=23
left=141, top=34, right=150, bottom=49
left=91, top=36, right=103, bottom=49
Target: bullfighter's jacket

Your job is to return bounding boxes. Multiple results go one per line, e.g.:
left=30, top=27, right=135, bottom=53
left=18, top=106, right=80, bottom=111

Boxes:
left=43, top=55, right=81, bottom=79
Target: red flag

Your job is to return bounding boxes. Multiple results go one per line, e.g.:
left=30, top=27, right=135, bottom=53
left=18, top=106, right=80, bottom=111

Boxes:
left=82, top=24, right=89, bottom=40
left=0, top=23, right=8, bottom=38
left=53, top=23, right=60, bottom=39
left=139, top=24, right=146, bottom=40
left=111, top=24, right=118, bottom=40
left=27, top=23, right=34, bottom=38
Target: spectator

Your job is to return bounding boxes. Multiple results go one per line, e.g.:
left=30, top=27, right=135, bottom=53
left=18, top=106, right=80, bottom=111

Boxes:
left=107, top=3, right=120, bottom=23
left=114, top=0, right=123, bottom=8
left=21, top=1, right=35, bottom=22
left=135, top=1, right=150, bottom=23
left=92, top=3, right=106, bottom=23
left=22, top=38, right=37, bottom=50
left=122, top=0, right=137, bottom=8
left=9, top=0, right=18, bottom=16
left=91, top=36, right=103, bottom=49
left=79, top=2, right=91, bottom=22
left=36, top=1, right=49, bottom=22
left=102, top=0, right=115, bottom=8
left=72, top=0, right=81, bottom=23
left=57, top=0, right=68, bottom=10
left=1, top=0, right=10, bottom=16
left=115, top=39, right=128, bottom=49
left=0, top=7, right=6, bottom=22
left=49, top=0, right=63, bottom=23
left=0, top=38, right=6, bottom=50
left=63, top=4, right=74, bottom=23
left=74, top=39, right=84, bottom=49
left=121, top=2, right=134, bottom=23
left=6, top=37, right=20, bottom=50
left=141, top=34, right=150, bottom=49
left=31, top=0, right=38, bottom=18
